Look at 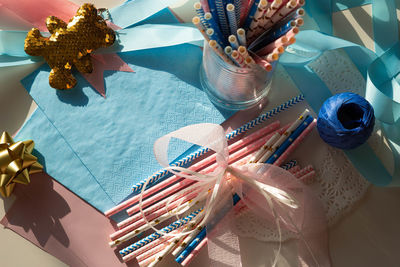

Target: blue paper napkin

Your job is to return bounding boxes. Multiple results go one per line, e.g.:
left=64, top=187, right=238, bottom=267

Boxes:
left=16, top=9, right=233, bottom=212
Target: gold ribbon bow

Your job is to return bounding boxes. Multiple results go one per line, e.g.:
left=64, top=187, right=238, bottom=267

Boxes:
left=0, top=132, right=43, bottom=197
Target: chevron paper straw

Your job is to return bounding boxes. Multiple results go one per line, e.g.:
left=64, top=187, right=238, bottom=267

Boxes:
left=119, top=208, right=202, bottom=256
left=281, top=159, right=297, bottom=170
left=273, top=119, right=317, bottom=167
left=233, top=0, right=242, bottom=25
left=128, top=94, right=304, bottom=194
left=215, top=0, right=230, bottom=37
left=104, top=95, right=304, bottom=218
left=194, top=2, right=210, bottom=29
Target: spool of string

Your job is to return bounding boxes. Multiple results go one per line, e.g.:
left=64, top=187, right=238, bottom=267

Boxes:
left=317, top=92, right=375, bottom=149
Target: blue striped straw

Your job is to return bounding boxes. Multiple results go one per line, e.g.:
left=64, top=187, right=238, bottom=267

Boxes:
left=226, top=4, right=238, bottom=35
left=234, top=0, right=242, bottom=25
left=215, top=0, right=230, bottom=37
left=243, top=0, right=260, bottom=30
left=228, top=34, right=239, bottom=49
left=265, top=116, right=314, bottom=164
left=131, top=94, right=305, bottom=193
left=194, top=2, right=210, bottom=29
left=281, top=159, right=297, bottom=170
left=237, top=28, right=247, bottom=46
left=204, top=12, right=226, bottom=46
left=119, top=208, right=202, bottom=256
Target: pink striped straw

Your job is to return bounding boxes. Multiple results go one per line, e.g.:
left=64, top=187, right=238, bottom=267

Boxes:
left=299, top=170, right=316, bottom=184
left=293, top=165, right=314, bottom=178
left=126, top=124, right=285, bottom=216
left=111, top=191, right=199, bottom=240
left=105, top=121, right=280, bottom=217
left=136, top=242, right=168, bottom=262
left=181, top=237, right=208, bottom=266
left=273, top=119, right=317, bottom=167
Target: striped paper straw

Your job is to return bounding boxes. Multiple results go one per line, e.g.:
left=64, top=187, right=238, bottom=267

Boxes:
left=280, top=159, right=297, bottom=170
left=234, top=0, right=242, bottom=25
left=119, top=208, right=203, bottom=256
left=206, top=28, right=223, bottom=47
left=226, top=4, right=238, bottom=35
left=136, top=241, right=168, bottom=262
left=204, top=12, right=225, bottom=44
left=192, top=16, right=211, bottom=43
left=127, top=95, right=305, bottom=201
left=147, top=238, right=180, bottom=267
left=194, top=2, right=209, bottom=29
left=200, top=0, right=210, bottom=12
left=273, top=119, right=317, bottom=167
left=215, top=0, right=230, bottom=37
left=228, top=34, right=240, bottom=49
left=231, top=50, right=246, bottom=67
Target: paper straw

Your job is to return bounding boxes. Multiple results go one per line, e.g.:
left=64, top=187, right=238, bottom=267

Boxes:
left=192, top=16, right=210, bottom=43
left=124, top=95, right=305, bottom=207
left=286, top=26, right=299, bottom=39
left=293, top=165, right=314, bottom=178
left=245, top=56, right=256, bottom=66
left=243, top=0, right=261, bottom=29
left=226, top=4, right=238, bottom=35
left=266, top=116, right=314, bottom=164
left=200, top=0, right=210, bottom=12
left=295, top=17, right=303, bottom=26
left=112, top=190, right=199, bottom=240
left=181, top=237, right=208, bottom=266
left=285, top=36, right=296, bottom=46
left=258, top=109, right=310, bottom=163
left=273, top=119, right=317, bottom=167
left=299, top=170, right=316, bottom=184
left=111, top=193, right=207, bottom=247
left=147, top=239, right=180, bottom=267
left=194, top=2, right=209, bottom=29
left=270, top=0, right=297, bottom=25
left=234, top=0, right=242, bottom=25
left=136, top=241, right=169, bottom=263
left=228, top=34, right=240, bottom=49
left=264, top=51, right=279, bottom=63
left=264, top=0, right=282, bottom=20
left=254, top=56, right=273, bottom=71
left=215, top=0, right=230, bottom=37
left=248, top=0, right=268, bottom=33
left=288, top=165, right=301, bottom=174
left=280, top=159, right=297, bottom=170
left=250, top=132, right=280, bottom=163
left=119, top=208, right=202, bottom=256
left=231, top=50, right=247, bottom=67
left=236, top=28, right=247, bottom=46
left=206, top=28, right=223, bottom=46
left=297, top=0, right=305, bottom=7
left=115, top=121, right=279, bottom=223
left=126, top=125, right=284, bottom=217
left=238, top=46, right=249, bottom=59
left=256, top=35, right=288, bottom=56
left=176, top=227, right=207, bottom=263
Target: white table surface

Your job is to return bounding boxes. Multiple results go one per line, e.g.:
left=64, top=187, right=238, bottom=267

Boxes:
left=1, top=1, right=400, bottom=266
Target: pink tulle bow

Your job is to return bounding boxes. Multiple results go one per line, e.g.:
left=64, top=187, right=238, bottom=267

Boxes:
left=138, top=123, right=331, bottom=267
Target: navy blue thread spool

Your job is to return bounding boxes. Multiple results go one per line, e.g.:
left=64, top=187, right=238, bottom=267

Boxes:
left=317, top=92, right=375, bottom=150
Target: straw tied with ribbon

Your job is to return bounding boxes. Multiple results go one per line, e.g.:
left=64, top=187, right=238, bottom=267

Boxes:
left=135, top=123, right=330, bottom=267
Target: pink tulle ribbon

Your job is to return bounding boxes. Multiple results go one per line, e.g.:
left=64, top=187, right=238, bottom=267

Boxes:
left=1, top=0, right=134, bottom=97
left=138, top=123, right=331, bottom=267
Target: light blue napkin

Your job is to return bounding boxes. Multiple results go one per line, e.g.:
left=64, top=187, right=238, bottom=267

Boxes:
left=16, top=9, right=233, bottom=212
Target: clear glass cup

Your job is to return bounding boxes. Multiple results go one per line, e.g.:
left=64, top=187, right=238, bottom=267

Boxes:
left=200, top=41, right=276, bottom=110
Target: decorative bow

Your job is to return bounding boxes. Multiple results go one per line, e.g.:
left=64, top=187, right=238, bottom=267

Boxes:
left=0, top=132, right=43, bottom=197
left=139, top=123, right=330, bottom=267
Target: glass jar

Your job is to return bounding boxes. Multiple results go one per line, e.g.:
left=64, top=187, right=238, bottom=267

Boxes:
left=200, top=41, right=276, bottom=110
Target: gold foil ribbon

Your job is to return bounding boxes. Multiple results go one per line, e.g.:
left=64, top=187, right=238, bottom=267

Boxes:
left=0, top=132, right=43, bottom=197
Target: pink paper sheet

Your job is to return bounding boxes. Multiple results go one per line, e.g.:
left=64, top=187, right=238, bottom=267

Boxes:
left=1, top=172, right=137, bottom=267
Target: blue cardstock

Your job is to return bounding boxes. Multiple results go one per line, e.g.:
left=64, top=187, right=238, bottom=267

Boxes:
left=16, top=9, right=234, bottom=212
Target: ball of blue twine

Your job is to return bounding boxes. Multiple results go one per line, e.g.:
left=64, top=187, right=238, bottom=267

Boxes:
left=317, top=92, right=375, bottom=150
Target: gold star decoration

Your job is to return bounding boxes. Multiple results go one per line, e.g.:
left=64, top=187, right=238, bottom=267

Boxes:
left=0, top=132, right=43, bottom=197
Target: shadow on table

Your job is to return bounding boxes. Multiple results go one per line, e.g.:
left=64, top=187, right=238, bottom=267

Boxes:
left=1, top=172, right=71, bottom=247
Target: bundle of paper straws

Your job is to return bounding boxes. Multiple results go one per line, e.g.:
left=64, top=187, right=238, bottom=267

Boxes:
left=105, top=97, right=318, bottom=266
left=193, top=0, right=305, bottom=71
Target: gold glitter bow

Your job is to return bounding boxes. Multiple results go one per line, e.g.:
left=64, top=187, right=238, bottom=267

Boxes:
left=0, top=132, right=43, bottom=198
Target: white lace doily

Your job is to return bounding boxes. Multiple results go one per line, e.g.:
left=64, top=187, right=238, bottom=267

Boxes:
left=232, top=49, right=390, bottom=242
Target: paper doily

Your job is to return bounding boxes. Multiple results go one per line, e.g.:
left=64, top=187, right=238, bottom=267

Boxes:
left=232, top=49, right=387, bottom=242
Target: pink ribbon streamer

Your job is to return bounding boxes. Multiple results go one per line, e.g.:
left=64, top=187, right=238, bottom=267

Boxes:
left=140, top=123, right=331, bottom=266
left=1, top=0, right=134, bottom=97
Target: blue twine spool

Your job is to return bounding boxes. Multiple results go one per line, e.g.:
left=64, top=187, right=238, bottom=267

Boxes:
left=317, top=92, right=375, bottom=150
